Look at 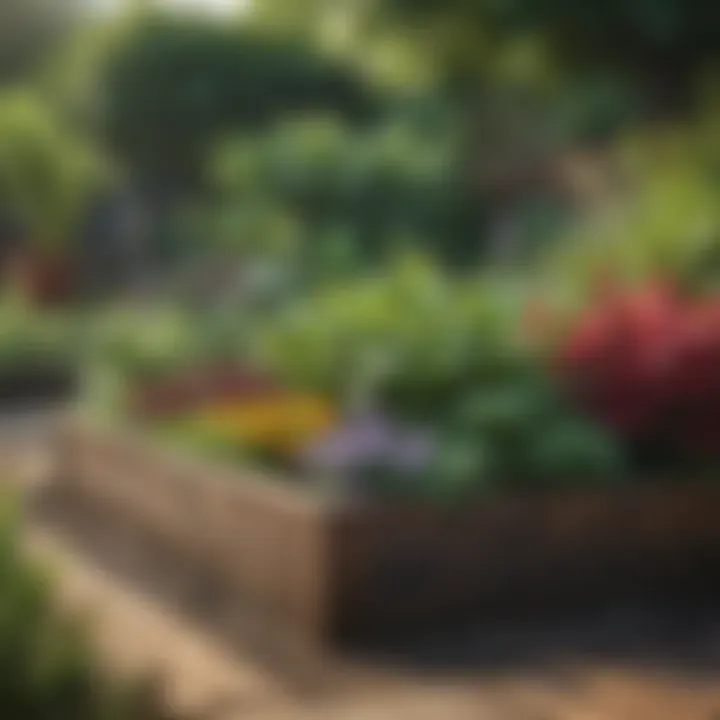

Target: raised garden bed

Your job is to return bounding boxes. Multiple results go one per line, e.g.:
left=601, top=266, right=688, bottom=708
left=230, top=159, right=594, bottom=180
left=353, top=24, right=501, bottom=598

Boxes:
left=51, top=417, right=720, bottom=655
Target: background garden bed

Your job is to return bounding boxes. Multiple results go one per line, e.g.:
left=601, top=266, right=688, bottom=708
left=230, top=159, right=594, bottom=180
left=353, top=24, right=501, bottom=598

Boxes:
left=51, top=419, right=720, bottom=657
left=0, top=366, right=76, bottom=407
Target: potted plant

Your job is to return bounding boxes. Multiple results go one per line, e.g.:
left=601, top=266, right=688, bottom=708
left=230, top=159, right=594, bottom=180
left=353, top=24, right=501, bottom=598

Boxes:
left=0, top=91, right=109, bottom=306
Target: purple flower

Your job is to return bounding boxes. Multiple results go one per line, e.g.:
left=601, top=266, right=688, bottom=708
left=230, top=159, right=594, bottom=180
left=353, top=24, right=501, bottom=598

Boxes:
left=392, top=431, right=437, bottom=473
left=301, top=412, right=436, bottom=478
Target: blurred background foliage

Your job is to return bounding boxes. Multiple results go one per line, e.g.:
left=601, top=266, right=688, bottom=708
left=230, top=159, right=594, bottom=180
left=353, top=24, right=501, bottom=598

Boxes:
left=256, top=251, right=624, bottom=489
left=0, top=0, right=718, bottom=473
left=541, top=108, right=720, bottom=306
left=94, top=16, right=377, bottom=189
left=4, top=0, right=715, bottom=283
left=3, top=0, right=720, bottom=702
left=257, top=0, right=720, bottom=112
left=0, top=0, right=715, bottom=320
left=0, top=90, right=110, bottom=254
left=207, top=111, right=485, bottom=273
left=257, top=251, right=531, bottom=412
left=0, top=0, right=85, bottom=85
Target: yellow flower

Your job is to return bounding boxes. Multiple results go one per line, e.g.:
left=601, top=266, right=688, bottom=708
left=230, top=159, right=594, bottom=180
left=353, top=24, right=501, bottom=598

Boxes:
left=197, top=395, right=336, bottom=455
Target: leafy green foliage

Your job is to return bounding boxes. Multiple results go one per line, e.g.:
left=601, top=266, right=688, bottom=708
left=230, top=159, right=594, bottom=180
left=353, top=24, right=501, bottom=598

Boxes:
left=542, top=116, right=720, bottom=302
left=378, top=0, right=720, bottom=101
left=257, top=252, right=626, bottom=492
left=432, top=378, right=624, bottom=497
left=0, top=90, right=109, bottom=251
left=257, top=253, right=523, bottom=415
left=209, top=114, right=486, bottom=270
left=0, top=498, right=166, bottom=719
left=81, top=304, right=260, bottom=419
left=253, top=0, right=720, bottom=108
left=99, top=14, right=375, bottom=186
left=0, top=298, right=79, bottom=371
left=85, top=305, right=198, bottom=383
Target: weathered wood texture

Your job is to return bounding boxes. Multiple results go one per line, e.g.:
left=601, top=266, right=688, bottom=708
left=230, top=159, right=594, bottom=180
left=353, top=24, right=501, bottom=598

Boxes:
left=54, top=420, right=720, bottom=651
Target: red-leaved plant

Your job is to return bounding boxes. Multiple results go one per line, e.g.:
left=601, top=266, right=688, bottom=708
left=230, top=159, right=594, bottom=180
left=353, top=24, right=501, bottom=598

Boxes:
left=130, top=363, right=283, bottom=420
left=555, top=279, right=720, bottom=467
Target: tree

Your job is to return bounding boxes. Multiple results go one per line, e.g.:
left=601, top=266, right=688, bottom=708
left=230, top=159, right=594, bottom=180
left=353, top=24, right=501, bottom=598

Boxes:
left=96, top=13, right=377, bottom=187
left=254, top=0, right=720, bottom=111
left=376, top=0, right=720, bottom=111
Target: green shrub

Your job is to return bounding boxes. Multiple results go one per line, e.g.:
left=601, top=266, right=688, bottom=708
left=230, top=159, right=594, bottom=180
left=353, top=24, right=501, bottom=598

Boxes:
left=256, top=252, right=520, bottom=413
left=0, top=90, right=109, bottom=253
left=257, top=252, right=625, bottom=493
left=97, top=15, right=374, bottom=187
left=84, top=305, right=198, bottom=383
left=431, top=373, right=625, bottom=497
left=208, top=114, right=486, bottom=272
left=378, top=0, right=720, bottom=108
left=80, top=303, right=261, bottom=419
left=0, top=498, right=166, bottom=719
left=0, top=298, right=79, bottom=372
left=541, top=115, right=720, bottom=301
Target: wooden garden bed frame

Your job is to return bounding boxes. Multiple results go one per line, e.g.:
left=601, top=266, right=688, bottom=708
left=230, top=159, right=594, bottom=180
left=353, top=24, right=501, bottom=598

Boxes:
left=50, top=417, right=720, bottom=655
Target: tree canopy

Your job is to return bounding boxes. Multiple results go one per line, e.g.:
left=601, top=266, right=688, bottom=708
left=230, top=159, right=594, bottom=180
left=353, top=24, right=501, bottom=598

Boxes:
left=251, top=0, right=720, bottom=109
left=380, top=0, right=720, bottom=102
left=98, top=14, right=377, bottom=186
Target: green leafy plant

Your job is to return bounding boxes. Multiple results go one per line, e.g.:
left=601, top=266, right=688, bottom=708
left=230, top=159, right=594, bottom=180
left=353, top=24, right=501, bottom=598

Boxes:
left=431, top=373, right=625, bottom=497
left=258, top=252, right=626, bottom=495
left=541, top=115, right=720, bottom=302
left=97, top=14, right=374, bottom=187
left=0, top=90, right=109, bottom=253
left=257, top=252, right=525, bottom=417
left=0, top=496, right=167, bottom=719
left=85, top=306, right=198, bottom=384
left=208, top=114, right=486, bottom=272
left=0, top=297, right=79, bottom=371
